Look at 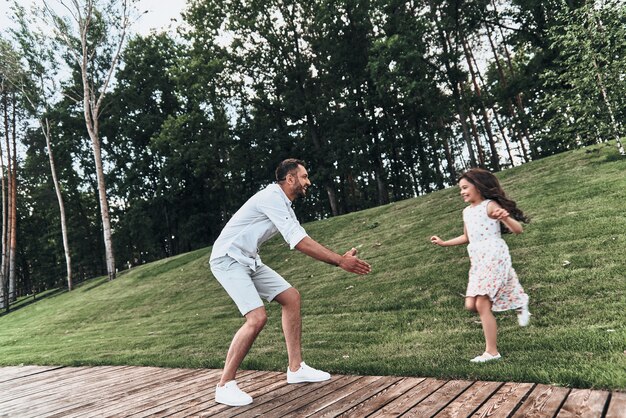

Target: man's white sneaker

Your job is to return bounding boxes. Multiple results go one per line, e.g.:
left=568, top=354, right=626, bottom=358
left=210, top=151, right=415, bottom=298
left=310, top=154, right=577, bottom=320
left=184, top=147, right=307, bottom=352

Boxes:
left=287, top=362, right=331, bottom=384
left=215, top=380, right=253, bottom=406
left=470, top=352, right=501, bottom=363
left=517, top=305, right=531, bottom=327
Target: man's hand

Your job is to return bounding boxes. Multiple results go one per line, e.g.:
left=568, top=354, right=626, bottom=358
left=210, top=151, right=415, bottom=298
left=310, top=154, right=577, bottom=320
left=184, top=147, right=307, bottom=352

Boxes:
left=295, top=237, right=371, bottom=274
left=338, top=247, right=371, bottom=275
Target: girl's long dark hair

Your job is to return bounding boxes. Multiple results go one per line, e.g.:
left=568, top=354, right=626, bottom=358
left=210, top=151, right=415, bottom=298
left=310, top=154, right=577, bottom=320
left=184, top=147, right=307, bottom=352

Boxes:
left=460, top=168, right=530, bottom=233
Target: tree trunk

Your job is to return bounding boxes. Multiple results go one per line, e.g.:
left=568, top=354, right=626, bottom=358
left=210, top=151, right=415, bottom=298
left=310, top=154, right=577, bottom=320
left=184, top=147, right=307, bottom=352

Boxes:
left=286, top=9, right=340, bottom=216
left=372, top=135, right=390, bottom=206
left=462, top=37, right=500, bottom=170
left=80, top=61, right=116, bottom=279
left=446, top=60, right=476, bottom=166
left=362, top=82, right=389, bottom=206
left=591, top=60, right=625, bottom=155
left=85, top=119, right=116, bottom=281
left=45, top=0, right=131, bottom=280
left=492, top=108, right=516, bottom=167
left=484, top=22, right=530, bottom=162
left=380, top=102, right=405, bottom=199
left=2, top=88, right=14, bottom=303
left=0, top=88, right=7, bottom=309
left=426, top=129, right=445, bottom=189
left=465, top=40, right=515, bottom=167
left=8, top=92, right=16, bottom=301
left=491, top=0, right=537, bottom=159
left=305, top=113, right=340, bottom=216
left=442, top=33, right=477, bottom=167
left=43, top=119, right=73, bottom=290
left=76, top=4, right=120, bottom=281
left=413, top=117, right=433, bottom=194
left=588, top=10, right=626, bottom=155
left=437, top=116, right=457, bottom=183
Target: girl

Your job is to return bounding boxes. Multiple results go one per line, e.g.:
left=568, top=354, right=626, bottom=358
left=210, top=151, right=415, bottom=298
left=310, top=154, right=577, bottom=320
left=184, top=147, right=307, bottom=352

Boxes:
left=430, top=168, right=530, bottom=363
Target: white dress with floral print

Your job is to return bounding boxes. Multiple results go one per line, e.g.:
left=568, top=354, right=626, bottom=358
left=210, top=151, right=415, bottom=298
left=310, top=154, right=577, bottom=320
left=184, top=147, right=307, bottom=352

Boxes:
left=463, top=199, right=528, bottom=312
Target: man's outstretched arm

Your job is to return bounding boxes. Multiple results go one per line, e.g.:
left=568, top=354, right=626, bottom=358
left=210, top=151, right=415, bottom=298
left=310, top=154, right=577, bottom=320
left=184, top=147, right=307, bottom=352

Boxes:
left=295, top=237, right=371, bottom=275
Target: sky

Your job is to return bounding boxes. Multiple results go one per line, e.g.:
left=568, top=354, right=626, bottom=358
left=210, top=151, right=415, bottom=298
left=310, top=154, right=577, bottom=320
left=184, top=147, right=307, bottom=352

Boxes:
left=134, top=0, right=188, bottom=35
left=0, top=0, right=188, bottom=36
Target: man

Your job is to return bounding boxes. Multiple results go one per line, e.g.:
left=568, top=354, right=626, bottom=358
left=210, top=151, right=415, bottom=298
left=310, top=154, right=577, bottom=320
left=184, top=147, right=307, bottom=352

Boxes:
left=209, top=158, right=371, bottom=406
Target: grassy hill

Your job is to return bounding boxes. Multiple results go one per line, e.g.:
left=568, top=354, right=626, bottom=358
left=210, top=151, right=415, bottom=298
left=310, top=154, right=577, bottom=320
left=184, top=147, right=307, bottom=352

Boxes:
left=1, top=142, right=625, bottom=390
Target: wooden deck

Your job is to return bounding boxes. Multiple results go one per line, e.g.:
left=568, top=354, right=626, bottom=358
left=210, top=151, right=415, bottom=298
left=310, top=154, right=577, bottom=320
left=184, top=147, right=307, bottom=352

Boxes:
left=0, top=365, right=624, bottom=417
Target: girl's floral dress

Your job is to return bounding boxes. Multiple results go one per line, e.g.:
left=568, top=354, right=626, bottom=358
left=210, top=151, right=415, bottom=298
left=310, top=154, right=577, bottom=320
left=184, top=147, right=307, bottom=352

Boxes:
left=464, top=199, right=528, bottom=311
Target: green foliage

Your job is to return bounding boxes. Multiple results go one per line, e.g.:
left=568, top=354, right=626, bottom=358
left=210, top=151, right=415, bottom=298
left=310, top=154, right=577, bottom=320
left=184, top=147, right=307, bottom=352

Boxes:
left=6, top=0, right=626, bottom=303
left=18, top=126, right=105, bottom=291
left=1, top=143, right=624, bottom=389
left=537, top=1, right=626, bottom=152
left=102, top=33, right=184, bottom=262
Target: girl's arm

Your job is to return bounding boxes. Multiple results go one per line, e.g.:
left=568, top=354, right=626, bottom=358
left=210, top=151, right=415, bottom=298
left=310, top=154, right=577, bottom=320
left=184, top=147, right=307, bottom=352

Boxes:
left=488, top=201, right=523, bottom=234
left=430, top=225, right=469, bottom=247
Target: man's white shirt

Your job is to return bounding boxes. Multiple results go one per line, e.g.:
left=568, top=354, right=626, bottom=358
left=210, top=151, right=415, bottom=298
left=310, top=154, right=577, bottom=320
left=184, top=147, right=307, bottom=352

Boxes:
left=210, top=183, right=309, bottom=270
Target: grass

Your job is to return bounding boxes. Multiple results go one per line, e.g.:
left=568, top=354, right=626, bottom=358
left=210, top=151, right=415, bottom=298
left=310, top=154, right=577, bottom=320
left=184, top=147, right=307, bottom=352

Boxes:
left=1, top=142, right=625, bottom=390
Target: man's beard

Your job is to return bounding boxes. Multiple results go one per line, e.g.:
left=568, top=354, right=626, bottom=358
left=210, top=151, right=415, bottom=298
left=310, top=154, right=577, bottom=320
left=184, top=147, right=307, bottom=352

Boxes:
left=296, top=185, right=307, bottom=199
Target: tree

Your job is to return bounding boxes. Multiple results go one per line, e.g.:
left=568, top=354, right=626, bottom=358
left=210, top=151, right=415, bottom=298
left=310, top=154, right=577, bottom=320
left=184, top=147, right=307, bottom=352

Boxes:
left=40, top=0, right=135, bottom=280
left=0, top=63, right=19, bottom=306
left=0, top=75, right=9, bottom=309
left=188, top=0, right=346, bottom=215
left=538, top=1, right=626, bottom=155
left=1, top=3, right=74, bottom=290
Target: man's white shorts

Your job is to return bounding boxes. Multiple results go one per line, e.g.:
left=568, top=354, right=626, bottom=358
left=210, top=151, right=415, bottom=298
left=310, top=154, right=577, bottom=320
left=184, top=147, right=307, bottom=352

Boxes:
left=210, top=256, right=292, bottom=316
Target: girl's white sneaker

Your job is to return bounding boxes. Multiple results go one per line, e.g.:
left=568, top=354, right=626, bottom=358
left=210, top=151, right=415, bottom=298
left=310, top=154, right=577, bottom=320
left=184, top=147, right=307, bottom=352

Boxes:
left=470, top=352, right=501, bottom=363
left=517, top=305, right=531, bottom=326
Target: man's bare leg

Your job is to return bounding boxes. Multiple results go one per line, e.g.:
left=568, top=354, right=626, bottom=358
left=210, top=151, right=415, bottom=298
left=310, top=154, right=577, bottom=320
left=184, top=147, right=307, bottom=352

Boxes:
left=274, top=288, right=303, bottom=371
left=218, top=306, right=267, bottom=386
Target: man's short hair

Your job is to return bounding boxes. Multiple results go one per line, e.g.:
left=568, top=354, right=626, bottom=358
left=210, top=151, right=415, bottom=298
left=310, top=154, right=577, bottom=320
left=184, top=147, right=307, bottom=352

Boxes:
left=276, top=159, right=305, bottom=182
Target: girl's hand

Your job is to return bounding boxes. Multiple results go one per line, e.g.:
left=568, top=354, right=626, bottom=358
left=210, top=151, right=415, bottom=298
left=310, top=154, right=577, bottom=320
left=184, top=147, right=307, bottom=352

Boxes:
left=430, top=236, right=444, bottom=246
left=491, top=207, right=510, bottom=220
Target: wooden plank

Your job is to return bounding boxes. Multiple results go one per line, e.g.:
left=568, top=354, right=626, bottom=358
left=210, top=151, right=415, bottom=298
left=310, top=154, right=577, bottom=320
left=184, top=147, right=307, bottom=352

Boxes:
left=126, top=370, right=278, bottom=417
left=228, top=376, right=354, bottom=418
left=154, top=370, right=290, bottom=417
left=606, top=392, right=626, bottom=418
left=472, top=382, right=534, bottom=418
left=0, top=366, right=126, bottom=400
left=0, top=366, right=136, bottom=414
left=208, top=375, right=361, bottom=418
left=11, top=366, right=166, bottom=417
left=179, top=372, right=290, bottom=418
left=403, top=379, right=474, bottom=417
left=309, top=376, right=401, bottom=418
left=95, top=368, right=223, bottom=418
left=337, top=377, right=425, bottom=417
left=115, top=369, right=265, bottom=417
left=511, top=384, right=570, bottom=418
left=368, top=378, right=447, bottom=417
left=289, top=376, right=380, bottom=417
left=436, top=381, right=503, bottom=418
left=0, top=365, right=63, bottom=383
left=0, top=366, right=619, bottom=418
left=0, top=366, right=162, bottom=417
left=126, top=369, right=264, bottom=418
left=204, top=375, right=360, bottom=418
left=1, top=366, right=157, bottom=417
left=0, top=365, right=133, bottom=398
left=59, top=368, right=217, bottom=418
left=206, top=373, right=313, bottom=418
left=556, top=388, right=609, bottom=418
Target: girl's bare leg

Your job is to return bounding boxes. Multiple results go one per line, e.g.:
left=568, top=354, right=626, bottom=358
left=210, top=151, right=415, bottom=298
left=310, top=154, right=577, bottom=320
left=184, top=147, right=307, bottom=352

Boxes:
left=475, top=296, right=498, bottom=355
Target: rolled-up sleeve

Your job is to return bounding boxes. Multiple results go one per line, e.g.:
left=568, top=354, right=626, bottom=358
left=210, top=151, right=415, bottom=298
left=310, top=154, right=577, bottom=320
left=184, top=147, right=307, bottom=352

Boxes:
left=257, top=196, right=308, bottom=249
